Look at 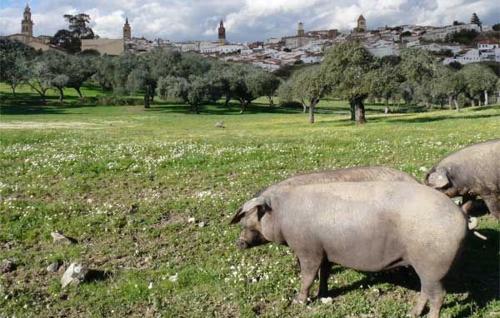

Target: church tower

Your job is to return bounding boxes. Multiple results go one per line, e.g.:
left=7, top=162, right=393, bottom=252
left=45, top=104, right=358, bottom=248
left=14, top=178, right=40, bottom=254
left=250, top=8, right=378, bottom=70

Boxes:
left=123, top=17, right=132, bottom=41
left=218, top=20, right=226, bottom=45
left=297, top=22, right=305, bottom=37
left=357, top=15, right=366, bottom=32
left=21, top=4, right=34, bottom=37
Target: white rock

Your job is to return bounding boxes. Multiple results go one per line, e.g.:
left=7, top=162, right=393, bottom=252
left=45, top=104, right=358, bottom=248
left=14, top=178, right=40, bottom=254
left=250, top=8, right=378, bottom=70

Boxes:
left=61, top=263, right=88, bottom=288
left=198, top=221, right=205, bottom=228
left=169, top=273, right=178, bottom=282
left=0, top=259, right=16, bottom=273
left=51, top=232, right=74, bottom=244
left=320, top=297, right=333, bottom=304
left=187, top=217, right=196, bottom=224
left=46, top=262, right=60, bottom=273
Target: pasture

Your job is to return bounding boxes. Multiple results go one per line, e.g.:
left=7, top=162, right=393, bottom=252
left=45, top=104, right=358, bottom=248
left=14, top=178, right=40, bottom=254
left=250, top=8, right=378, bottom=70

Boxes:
left=1, top=85, right=499, bottom=317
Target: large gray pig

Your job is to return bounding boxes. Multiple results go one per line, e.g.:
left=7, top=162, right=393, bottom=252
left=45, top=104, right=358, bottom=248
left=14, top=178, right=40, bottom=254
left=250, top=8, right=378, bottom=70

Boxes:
left=231, top=182, right=467, bottom=318
left=424, top=139, right=500, bottom=219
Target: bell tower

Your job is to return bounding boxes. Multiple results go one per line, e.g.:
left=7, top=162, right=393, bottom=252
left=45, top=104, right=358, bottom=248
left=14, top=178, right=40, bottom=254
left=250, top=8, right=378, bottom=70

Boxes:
left=297, top=22, right=305, bottom=37
left=21, top=4, right=34, bottom=37
left=218, top=20, right=226, bottom=45
left=123, top=17, right=131, bottom=41
left=357, top=15, right=366, bottom=32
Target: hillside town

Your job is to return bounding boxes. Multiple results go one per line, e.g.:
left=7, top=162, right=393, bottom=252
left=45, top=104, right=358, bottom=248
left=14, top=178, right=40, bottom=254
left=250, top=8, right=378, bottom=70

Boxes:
left=4, top=4, right=500, bottom=72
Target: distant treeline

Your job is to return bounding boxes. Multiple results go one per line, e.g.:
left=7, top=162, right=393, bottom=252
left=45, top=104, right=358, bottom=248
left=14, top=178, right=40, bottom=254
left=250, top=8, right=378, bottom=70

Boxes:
left=1, top=38, right=499, bottom=124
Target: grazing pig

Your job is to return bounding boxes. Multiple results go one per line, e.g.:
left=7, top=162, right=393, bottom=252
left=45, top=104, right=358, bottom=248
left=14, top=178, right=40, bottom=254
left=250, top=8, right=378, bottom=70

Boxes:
left=425, top=139, right=500, bottom=219
left=231, top=182, right=467, bottom=318
left=257, top=166, right=418, bottom=196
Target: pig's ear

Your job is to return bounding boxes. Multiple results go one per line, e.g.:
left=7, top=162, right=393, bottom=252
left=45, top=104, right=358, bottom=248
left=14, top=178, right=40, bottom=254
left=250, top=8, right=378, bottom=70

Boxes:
left=230, top=197, right=271, bottom=224
left=427, top=168, right=450, bottom=189
left=230, top=207, right=245, bottom=224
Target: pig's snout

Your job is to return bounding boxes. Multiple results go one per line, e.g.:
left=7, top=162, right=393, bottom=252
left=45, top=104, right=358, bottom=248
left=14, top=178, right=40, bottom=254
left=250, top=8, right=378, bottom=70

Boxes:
left=236, top=239, right=248, bottom=249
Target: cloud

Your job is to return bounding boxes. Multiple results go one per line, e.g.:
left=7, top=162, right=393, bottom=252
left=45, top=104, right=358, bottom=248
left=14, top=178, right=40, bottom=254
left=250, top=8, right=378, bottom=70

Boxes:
left=1, top=0, right=498, bottom=41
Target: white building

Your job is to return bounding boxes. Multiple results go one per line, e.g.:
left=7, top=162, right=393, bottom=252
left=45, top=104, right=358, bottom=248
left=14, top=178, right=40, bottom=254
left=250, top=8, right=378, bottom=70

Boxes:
left=421, top=24, right=481, bottom=41
left=365, top=39, right=400, bottom=57
left=443, top=41, right=500, bottom=64
left=301, top=54, right=323, bottom=64
left=252, top=61, right=281, bottom=72
left=199, top=43, right=245, bottom=54
left=265, top=37, right=281, bottom=45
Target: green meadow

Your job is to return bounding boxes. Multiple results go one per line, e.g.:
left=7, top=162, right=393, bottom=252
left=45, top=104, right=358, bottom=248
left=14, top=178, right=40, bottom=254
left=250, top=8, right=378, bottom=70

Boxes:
left=1, top=85, right=499, bottom=317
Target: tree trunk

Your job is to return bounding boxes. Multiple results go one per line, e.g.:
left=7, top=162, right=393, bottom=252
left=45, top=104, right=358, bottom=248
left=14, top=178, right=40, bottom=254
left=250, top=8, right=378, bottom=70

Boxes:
left=75, top=87, right=83, bottom=98
left=349, top=100, right=355, bottom=121
left=471, top=99, right=476, bottom=107
left=192, top=103, right=199, bottom=114
left=302, top=103, right=307, bottom=113
left=239, top=100, right=248, bottom=113
left=484, top=90, right=488, bottom=106
left=448, top=96, right=453, bottom=109
left=144, top=86, right=151, bottom=108
left=57, top=87, right=64, bottom=102
left=11, top=86, right=16, bottom=96
left=454, top=98, right=460, bottom=111
left=225, top=96, right=231, bottom=108
left=354, top=99, right=367, bottom=124
left=308, top=99, right=318, bottom=124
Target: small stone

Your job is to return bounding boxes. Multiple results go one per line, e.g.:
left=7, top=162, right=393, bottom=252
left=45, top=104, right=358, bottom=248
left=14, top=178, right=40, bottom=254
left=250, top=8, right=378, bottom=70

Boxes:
left=61, top=263, right=88, bottom=288
left=46, top=262, right=60, bottom=273
left=215, top=121, right=225, bottom=128
left=148, top=282, right=153, bottom=289
left=1, top=259, right=16, bottom=274
left=168, top=273, right=178, bottom=282
left=320, top=297, right=333, bottom=304
left=187, top=217, right=196, bottom=223
left=129, top=204, right=139, bottom=214
left=51, top=232, right=76, bottom=244
left=198, top=221, right=205, bottom=228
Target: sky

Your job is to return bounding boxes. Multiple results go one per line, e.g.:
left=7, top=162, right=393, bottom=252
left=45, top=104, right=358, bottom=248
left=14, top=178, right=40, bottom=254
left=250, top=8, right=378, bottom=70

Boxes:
left=0, top=0, right=498, bottom=42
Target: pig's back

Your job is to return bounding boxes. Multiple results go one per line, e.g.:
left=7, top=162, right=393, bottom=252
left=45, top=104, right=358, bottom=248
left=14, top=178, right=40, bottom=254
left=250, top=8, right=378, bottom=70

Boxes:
left=262, top=166, right=418, bottom=196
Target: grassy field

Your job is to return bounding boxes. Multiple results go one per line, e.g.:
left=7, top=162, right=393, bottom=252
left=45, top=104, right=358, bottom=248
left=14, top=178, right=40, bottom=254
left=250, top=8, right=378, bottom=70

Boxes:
left=0, top=85, right=499, bottom=317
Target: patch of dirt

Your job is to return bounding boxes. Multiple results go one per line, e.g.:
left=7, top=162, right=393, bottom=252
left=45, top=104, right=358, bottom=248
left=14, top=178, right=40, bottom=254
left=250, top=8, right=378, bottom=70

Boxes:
left=0, top=121, right=101, bottom=130
left=153, top=213, right=185, bottom=228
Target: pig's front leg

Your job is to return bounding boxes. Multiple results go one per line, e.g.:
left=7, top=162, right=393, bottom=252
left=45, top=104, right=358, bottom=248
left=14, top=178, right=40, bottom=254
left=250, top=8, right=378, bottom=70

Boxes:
left=483, top=194, right=499, bottom=220
left=293, top=252, right=323, bottom=304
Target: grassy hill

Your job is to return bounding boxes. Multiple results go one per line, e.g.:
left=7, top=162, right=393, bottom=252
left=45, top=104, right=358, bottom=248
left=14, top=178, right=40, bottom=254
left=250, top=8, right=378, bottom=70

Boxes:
left=1, top=85, right=499, bottom=317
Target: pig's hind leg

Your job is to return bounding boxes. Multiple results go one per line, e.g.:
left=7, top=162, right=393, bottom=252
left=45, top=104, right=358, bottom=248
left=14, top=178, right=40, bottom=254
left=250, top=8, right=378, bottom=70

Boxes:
left=317, top=258, right=331, bottom=298
left=411, top=277, right=445, bottom=318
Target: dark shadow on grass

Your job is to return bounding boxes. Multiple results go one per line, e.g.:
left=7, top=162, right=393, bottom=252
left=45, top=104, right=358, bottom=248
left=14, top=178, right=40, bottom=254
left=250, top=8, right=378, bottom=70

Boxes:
left=386, top=113, right=500, bottom=124
left=319, top=228, right=498, bottom=315
left=0, top=92, right=95, bottom=115
left=445, top=228, right=499, bottom=317
left=0, top=92, right=146, bottom=115
left=85, top=269, right=113, bottom=283
left=146, top=102, right=308, bottom=115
